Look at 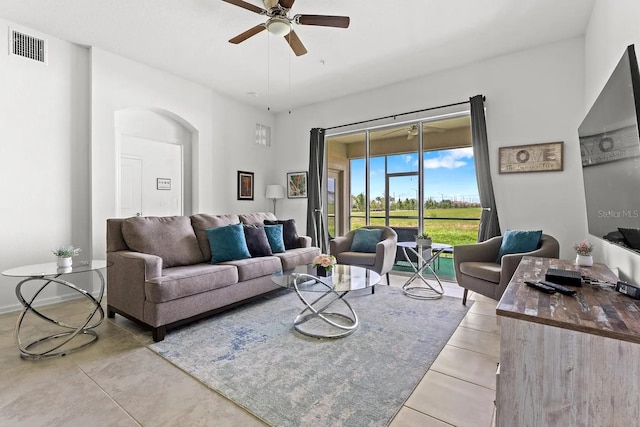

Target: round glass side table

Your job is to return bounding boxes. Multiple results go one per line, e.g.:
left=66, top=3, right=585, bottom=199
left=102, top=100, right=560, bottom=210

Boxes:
left=2, top=260, right=110, bottom=360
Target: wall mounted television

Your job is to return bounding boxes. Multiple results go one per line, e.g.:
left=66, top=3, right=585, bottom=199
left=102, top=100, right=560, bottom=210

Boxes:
left=578, top=44, right=640, bottom=254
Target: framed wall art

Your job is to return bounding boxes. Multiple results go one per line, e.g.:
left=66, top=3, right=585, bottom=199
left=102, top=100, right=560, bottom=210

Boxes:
left=287, top=171, right=308, bottom=198
left=237, top=171, right=254, bottom=200
left=499, top=141, right=564, bottom=174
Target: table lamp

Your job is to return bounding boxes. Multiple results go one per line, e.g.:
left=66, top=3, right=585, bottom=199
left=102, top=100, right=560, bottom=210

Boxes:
left=265, top=184, right=285, bottom=216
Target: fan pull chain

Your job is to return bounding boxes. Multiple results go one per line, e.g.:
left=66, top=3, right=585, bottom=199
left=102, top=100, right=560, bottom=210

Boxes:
left=288, top=38, right=292, bottom=115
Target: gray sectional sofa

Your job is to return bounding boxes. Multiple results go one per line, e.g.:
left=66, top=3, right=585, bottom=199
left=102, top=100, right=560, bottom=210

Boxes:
left=106, top=212, right=319, bottom=341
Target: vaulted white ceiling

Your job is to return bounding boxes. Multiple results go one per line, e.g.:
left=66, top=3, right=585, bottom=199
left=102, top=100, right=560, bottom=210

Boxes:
left=0, top=0, right=595, bottom=112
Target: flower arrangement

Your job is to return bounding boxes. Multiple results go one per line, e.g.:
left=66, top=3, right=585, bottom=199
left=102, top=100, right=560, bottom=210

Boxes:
left=312, top=254, right=337, bottom=271
left=52, top=246, right=82, bottom=258
left=572, top=240, right=594, bottom=256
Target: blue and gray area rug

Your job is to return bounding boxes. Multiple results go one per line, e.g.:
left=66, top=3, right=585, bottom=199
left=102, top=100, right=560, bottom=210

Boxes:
left=149, top=285, right=470, bottom=427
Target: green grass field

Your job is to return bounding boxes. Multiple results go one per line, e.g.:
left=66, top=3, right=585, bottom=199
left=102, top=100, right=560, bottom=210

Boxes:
left=340, top=208, right=481, bottom=246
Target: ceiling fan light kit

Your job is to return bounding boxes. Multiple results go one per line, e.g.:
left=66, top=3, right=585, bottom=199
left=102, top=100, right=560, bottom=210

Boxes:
left=223, top=0, right=350, bottom=56
left=266, top=17, right=291, bottom=37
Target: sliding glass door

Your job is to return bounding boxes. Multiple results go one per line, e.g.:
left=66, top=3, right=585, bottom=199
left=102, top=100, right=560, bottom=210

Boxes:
left=326, top=114, right=481, bottom=247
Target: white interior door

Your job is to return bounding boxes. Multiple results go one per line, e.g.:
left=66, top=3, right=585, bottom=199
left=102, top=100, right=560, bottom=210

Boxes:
left=120, top=157, right=142, bottom=218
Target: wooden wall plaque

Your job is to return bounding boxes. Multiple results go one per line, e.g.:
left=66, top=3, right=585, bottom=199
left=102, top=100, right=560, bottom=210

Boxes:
left=499, top=141, right=564, bottom=174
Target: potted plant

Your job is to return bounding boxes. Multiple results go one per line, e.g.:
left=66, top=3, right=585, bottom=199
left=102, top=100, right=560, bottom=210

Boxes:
left=52, top=246, right=82, bottom=268
left=572, top=240, right=594, bottom=267
left=415, top=233, right=432, bottom=247
left=312, top=254, right=337, bottom=277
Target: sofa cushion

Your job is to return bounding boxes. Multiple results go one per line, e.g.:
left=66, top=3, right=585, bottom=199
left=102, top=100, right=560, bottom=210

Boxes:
left=221, top=256, right=282, bottom=282
left=460, top=261, right=501, bottom=284
left=351, top=228, right=383, bottom=253
left=618, top=227, right=640, bottom=250
left=335, top=251, right=376, bottom=267
left=191, top=214, right=240, bottom=262
left=145, top=264, right=239, bottom=303
left=207, top=223, right=252, bottom=264
left=264, top=219, right=301, bottom=249
left=243, top=224, right=273, bottom=257
left=264, top=224, right=286, bottom=253
left=121, top=216, right=203, bottom=268
left=497, top=229, right=542, bottom=263
left=239, top=212, right=277, bottom=226
left=273, top=247, right=322, bottom=270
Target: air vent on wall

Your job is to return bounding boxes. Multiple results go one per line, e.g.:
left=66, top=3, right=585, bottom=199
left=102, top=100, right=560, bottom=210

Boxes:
left=9, top=29, right=47, bottom=63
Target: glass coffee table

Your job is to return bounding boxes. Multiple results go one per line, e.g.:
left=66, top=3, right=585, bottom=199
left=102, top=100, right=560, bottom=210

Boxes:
left=271, top=264, right=380, bottom=338
left=2, top=260, right=109, bottom=359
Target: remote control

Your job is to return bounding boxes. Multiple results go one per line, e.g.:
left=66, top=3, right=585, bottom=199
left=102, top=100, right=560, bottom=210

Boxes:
left=538, top=280, right=577, bottom=296
left=525, top=280, right=556, bottom=294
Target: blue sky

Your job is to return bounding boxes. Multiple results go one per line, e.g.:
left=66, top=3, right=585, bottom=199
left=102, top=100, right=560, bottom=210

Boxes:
left=350, top=148, right=480, bottom=203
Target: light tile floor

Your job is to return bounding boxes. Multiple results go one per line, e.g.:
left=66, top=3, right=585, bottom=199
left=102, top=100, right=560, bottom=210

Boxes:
left=0, top=273, right=499, bottom=426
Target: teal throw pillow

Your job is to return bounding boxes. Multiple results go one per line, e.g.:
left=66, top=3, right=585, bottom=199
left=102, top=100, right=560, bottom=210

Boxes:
left=350, top=228, right=383, bottom=253
left=206, top=223, right=251, bottom=263
left=264, top=224, right=286, bottom=253
left=497, top=229, right=542, bottom=264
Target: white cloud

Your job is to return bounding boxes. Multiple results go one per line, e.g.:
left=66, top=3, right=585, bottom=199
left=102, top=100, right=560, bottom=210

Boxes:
left=423, top=148, right=474, bottom=169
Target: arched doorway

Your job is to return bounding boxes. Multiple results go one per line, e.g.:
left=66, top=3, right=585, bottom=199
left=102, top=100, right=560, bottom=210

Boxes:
left=114, top=109, right=195, bottom=217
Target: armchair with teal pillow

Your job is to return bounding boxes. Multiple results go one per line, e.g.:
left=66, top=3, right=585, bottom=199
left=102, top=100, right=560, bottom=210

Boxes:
left=454, top=231, right=560, bottom=305
left=329, top=226, right=397, bottom=293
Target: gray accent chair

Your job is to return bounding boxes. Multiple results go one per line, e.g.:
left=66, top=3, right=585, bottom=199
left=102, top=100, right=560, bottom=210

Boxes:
left=391, top=226, right=419, bottom=264
left=453, top=234, right=560, bottom=305
left=329, top=226, right=398, bottom=293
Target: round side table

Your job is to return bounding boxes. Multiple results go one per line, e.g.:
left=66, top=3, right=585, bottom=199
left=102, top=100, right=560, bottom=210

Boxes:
left=2, top=260, right=110, bottom=360
left=398, top=242, right=452, bottom=299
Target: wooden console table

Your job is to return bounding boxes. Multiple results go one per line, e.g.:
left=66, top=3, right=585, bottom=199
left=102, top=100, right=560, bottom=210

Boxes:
left=495, top=256, right=640, bottom=426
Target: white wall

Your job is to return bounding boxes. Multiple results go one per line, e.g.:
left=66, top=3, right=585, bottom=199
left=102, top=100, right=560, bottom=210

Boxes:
left=0, top=19, right=92, bottom=311
left=0, top=24, right=279, bottom=312
left=584, top=0, right=640, bottom=282
left=275, top=38, right=587, bottom=260
left=91, top=48, right=278, bottom=258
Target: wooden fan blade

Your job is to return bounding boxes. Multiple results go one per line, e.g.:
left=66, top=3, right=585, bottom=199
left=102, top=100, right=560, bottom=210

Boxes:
left=278, top=0, right=296, bottom=9
left=285, top=30, right=307, bottom=56
left=295, top=14, right=350, bottom=28
left=229, top=25, right=266, bottom=44
left=222, top=0, right=266, bottom=15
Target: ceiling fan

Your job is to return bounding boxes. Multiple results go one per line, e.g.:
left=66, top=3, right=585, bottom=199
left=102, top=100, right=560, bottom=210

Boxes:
left=222, top=0, right=350, bottom=56
left=382, top=124, right=446, bottom=140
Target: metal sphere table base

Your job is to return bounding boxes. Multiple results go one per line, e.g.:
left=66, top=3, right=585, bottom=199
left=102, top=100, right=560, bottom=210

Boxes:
left=292, top=274, right=358, bottom=338
left=402, top=281, right=444, bottom=300
left=14, top=272, right=105, bottom=360
left=399, top=242, right=450, bottom=300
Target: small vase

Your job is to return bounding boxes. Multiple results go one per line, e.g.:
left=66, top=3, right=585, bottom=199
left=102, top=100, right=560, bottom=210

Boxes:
left=576, top=254, right=593, bottom=267
left=57, top=257, right=72, bottom=268
left=316, top=266, right=332, bottom=277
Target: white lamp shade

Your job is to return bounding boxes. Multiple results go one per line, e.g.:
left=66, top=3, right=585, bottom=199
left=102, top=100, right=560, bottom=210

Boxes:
left=265, top=184, right=285, bottom=199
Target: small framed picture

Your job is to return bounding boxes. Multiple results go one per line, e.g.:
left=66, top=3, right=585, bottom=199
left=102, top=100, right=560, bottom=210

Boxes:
left=157, top=178, right=171, bottom=190
left=287, top=171, right=308, bottom=198
left=237, top=171, right=254, bottom=200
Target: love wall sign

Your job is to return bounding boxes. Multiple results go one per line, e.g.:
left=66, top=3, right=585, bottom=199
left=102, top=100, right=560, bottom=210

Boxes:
left=499, top=141, right=564, bottom=174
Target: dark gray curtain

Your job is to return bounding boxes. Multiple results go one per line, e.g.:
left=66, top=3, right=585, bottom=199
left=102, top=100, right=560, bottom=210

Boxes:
left=470, top=95, right=501, bottom=241
left=307, top=128, right=329, bottom=252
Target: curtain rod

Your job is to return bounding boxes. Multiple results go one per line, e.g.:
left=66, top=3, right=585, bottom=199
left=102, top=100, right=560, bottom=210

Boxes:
left=324, top=96, right=485, bottom=131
